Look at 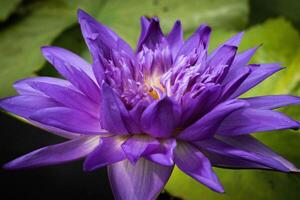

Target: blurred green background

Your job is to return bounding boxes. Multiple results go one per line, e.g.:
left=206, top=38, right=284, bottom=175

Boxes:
left=0, top=0, right=300, bottom=199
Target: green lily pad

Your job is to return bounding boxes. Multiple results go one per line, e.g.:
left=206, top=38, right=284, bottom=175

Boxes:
left=250, top=0, right=300, bottom=29
left=0, top=0, right=103, bottom=98
left=0, top=0, right=21, bottom=22
left=240, top=18, right=300, bottom=97
left=275, top=49, right=300, bottom=94
left=166, top=18, right=300, bottom=200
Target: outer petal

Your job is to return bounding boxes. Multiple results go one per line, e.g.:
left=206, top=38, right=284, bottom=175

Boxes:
left=4, top=136, right=99, bottom=169
left=41, top=46, right=95, bottom=80
left=219, top=135, right=299, bottom=171
left=136, top=17, right=164, bottom=52
left=121, top=135, right=161, bottom=164
left=0, top=95, right=59, bottom=118
left=174, top=142, right=224, bottom=192
left=221, top=67, right=251, bottom=100
left=30, top=107, right=103, bottom=135
left=108, top=158, right=173, bottom=200
left=209, top=32, right=243, bottom=59
left=141, top=96, right=181, bottom=138
left=84, top=136, right=126, bottom=171
left=242, top=95, right=300, bottom=109
left=0, top=94, right=80, bottom=139
left=181, top=85, right=222, bottom=125
left=30, top=121, right=80, bottom=139
left=217, top=108, right=300, bottom=136
left=128, top=100, right=149, bottom=132
left=230, top=63, right=283, bottom=98
left=208, top=45, right=237, bottom=83
left=28, top=81, right=99, bottom=118
left=177, top=24, right=211, bottom=57
left=99, top=82, right=129, bottom=134
left=224, top=46, right=259, bottom=83
left=178, top=100, right=247, bottom=141
left=137, top=16, right=150, bottom=49
left=232, top=46, right=259, bottom=68
left=167, top=20, right=183, bottom=57
left=222, top=32, right=244, bottom=46
left=41, top=46, right=100, bottom=102
left=77, top=9, right=133, bottom=85
left=78, top=9, right=133, bottom=58
left=195, top=135, right=299, bottom=172
left=147, top=139, right=177, bottom=166
left=13, top=77, right=75, bottom=96
left=200, top=148, right=269, bottom=169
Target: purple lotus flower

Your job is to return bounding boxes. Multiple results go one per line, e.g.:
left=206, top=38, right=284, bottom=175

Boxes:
left=1, top=9, right=300, bottom=199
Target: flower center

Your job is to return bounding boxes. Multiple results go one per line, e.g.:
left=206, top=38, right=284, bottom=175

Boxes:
left=144, top=73, right=165, bottom=100
left=148, top=88, right=159, bottom=99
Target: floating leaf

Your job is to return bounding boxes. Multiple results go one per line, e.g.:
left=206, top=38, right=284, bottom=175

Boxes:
left=250, top=0, right=300, bottom=29
left=0, top=0, right=21, bottom=22
left=0, top=0, right=103, bottom=98
left=240, top=18, right=300, bottom=96
left=275, top=50, right=300, bottom=94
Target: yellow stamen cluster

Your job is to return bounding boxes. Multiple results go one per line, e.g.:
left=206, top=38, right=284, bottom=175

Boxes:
left=145, top=74, right=165, bottom=100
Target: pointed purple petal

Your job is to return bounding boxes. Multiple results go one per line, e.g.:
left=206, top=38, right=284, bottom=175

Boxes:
left=4, top=136, right=100, bottom=169
left=0, top=95, right=59, bottom=118
left=77, top=9, right=133, bottom=58
left=41, top=46, right=100, bottom=102
left=218, top=135, right=299, bottom=171
left=209, top=32, right=243, bottom=59
left=177, top=25, right=211, bottom=57
left=3, top=81, right=86, bottom=139
left=84, top=136, right=126, bottom=171
left=181, top=85, right=222, bottom=124
left=141, top=96, right=181, bottom=138
left=108, top=159, right=173, bottom=200
left=195, top=135, right=298, bottom=172
left=147, top=139, right=177, bottom=166
left=230, top=63, right=284, bottom=98
left=208, top=45, right=237, bottom=71
left=137, top=17, right=164, bottom=52
left=217, top=108, right=300, bottom=136
left=205, top=45, right=238, bottom=84
left=242, top=95, right=300, bottom=109
left=127, top=100, right=149, bottom=133
left=167, top=20, right=183, bottom=57
left=0, top=95, right=80, bottom=139
left=137, top=16, right=150, bottom=49
left=224, top=32, right=244, bottom=46
left=121, top=135, right=161, bottom=164
left=28, top=81, right=99, bottom=118
left=77, top=9, right=133, bottom=85
left=99, top=82, right=129, bottom=134
left=221, top=67, right=251, bottom=100
left=30, top=121, right=80, bottom=139
left=13, top=77, right=75, bottom=96
left=30, top=107, right=103, bottom=135
left=174, top=142, right=224, bottom=192
left=234, top=46, right=258, bottom=64
left=178, top=100, right=247, bottom=141
left=222, top=46, right=259, bottom=84
left=200, top=148, right=270, bottom=169
left=41, top=46, right=95, bottom=79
